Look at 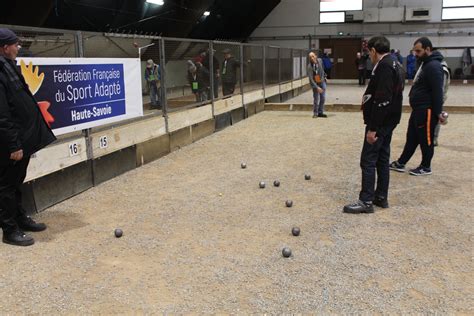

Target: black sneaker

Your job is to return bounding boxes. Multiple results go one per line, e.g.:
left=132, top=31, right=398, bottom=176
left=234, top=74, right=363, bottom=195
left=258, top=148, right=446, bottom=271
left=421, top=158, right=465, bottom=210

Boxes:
left=2, top=230, right=35, bottom=246
left=18, top=217, right=47, bottom=232
left=318, top=113, right=328, bottom=118
left=389, top=161, right=406, bottom=172
left=343, top=200, right=374, bottom=214
left=373, top=196, right=389, bottom=208
left=409, top=166, right=432, bottom=176
left=312, top=114, right=318, bottom=118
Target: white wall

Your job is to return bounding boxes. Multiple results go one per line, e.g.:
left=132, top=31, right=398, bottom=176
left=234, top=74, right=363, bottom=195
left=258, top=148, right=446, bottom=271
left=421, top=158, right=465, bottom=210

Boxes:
left=250, top=0, right=474, bottom=53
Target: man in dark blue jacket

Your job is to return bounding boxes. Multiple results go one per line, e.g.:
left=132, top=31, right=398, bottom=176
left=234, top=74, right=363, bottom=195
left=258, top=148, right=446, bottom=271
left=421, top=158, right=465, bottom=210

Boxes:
left=0, top=28, right=56, bottom=246
left=390, top=37, right=446, bottom=176
left=344, top=36, right=404, bottom=214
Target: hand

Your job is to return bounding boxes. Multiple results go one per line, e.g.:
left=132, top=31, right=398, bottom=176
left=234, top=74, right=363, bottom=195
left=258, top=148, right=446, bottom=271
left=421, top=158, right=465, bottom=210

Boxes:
left=366, top=131, right=378, bottom=144
left=317, top=87, right=323, bottom=94
left=438, top=113, right=447, bottom=124
left=10, top=149, right=23, bottom=161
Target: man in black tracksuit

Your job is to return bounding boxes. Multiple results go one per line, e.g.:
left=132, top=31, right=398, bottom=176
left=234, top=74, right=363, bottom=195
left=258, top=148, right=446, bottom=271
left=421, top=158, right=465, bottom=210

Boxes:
left=389, top=37, right=446, bottom=176
left=344, top=36, right=403, bottom=214
left=0, top=29, right=56, bottom=246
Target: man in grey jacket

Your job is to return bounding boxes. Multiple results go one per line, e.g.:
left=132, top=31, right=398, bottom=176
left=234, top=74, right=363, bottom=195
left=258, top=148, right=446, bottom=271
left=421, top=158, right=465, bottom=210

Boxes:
left=307, top=52, right=327, bottom=118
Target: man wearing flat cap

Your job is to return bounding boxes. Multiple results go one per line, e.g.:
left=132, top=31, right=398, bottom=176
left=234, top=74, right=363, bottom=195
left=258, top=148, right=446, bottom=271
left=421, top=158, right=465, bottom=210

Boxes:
left=0, top=28, right=56, bottom=246
left=221, top=48, right=240, bottom=97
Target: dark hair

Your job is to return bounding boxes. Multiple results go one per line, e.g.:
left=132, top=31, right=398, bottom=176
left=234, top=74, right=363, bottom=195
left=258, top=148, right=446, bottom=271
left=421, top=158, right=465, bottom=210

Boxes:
left=414, top=37, right=433, bottom=50
left=367, top=36, right=390, bottom=54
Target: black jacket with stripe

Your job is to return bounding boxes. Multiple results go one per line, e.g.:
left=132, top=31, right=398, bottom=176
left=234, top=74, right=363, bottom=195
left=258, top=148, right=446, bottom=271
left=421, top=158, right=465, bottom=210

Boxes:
left=362, top=54, right=404, bottom=131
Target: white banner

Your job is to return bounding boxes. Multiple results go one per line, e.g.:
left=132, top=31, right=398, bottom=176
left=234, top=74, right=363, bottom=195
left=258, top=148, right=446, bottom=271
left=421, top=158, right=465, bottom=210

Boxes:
left=17, top=58, right=143, bottom=136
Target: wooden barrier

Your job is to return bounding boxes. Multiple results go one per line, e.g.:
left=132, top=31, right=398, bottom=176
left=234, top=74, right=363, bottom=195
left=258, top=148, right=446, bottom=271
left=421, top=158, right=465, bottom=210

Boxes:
left=26, top=136, right=88, bottom=182
left=264, top=85, right=280, bottom=98
left=243, top=89, right=264, bottom=104
left=280, top=82, right=292, bottom=93
left=167, top=104, right=213, bottom=133
left=214, top=94, right=243, bottom=116
left=91, top=116, right=167, bottom=159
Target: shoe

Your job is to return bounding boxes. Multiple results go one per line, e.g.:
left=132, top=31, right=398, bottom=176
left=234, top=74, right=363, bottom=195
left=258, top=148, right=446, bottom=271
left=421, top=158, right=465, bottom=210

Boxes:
left=18, top=217, right=47, bottom=232
left=433, top=139, right=438, bottom=147
left=343, top=200, right=374, bottom=214
left=409, top=166, right=432, bottom=176
left=389, top=161, right=406, bottom=172
left=312, top=114, right=318, bottom=118
left=317, top=113, right=328, bottom=118
left=373, top=196, right=389, bottom=208
left=2, top=230, right=35, bottom=246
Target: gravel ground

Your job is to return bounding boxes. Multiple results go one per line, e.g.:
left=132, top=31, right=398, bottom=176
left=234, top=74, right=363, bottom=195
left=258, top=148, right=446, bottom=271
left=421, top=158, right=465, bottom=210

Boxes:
left=287, top=84, right=474, bottom=107
left=0, top=111, right=472, bottom=314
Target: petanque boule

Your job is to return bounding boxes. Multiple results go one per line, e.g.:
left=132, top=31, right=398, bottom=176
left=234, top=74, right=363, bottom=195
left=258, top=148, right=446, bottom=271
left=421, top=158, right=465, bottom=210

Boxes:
left=305, top=174, right=311, bottom=180
left=285, top=200, right=293, bottom=207
left=114, top=228, right=123, bottom=238
left=282, top=247, right=292, bottom=258
left=292, top=227, right=300, bottom=236
left=259, top=181, right=266, bottom=189
left=273, top=180, right=280, bottom=187
left=241, top=162, right=247, bottom=169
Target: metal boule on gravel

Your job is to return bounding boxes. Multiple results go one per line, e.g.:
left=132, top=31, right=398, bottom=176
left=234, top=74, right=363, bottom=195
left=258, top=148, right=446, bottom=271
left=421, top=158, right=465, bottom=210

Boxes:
left=285, top=200, right=293, bottom=207
left=241, top=162, right=247, bottom=169
left=305, top=174, right=311, bottom=180
left=259, top=181, right=265, bottom=189
left=114, top=228, right=123, bottom=238
left=282, top=247, right=292, bottom=258
left=292, top=227, right=300, bottom=236
left=273, top=180, right=280, bottom=187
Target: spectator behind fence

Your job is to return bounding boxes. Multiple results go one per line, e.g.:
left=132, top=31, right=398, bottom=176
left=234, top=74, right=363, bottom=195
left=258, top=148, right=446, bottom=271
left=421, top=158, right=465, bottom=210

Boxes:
left=187, top=60, right=210, bottom=103
left=355, top=52, right=368, bottom=86
left=221, top=48, right=240, bottom=97
left=200, top=48, right=220, bottom=99
left=406, top=50, right=416, bottom=80
left=144, top=59, right=161, bottom=110
left=322, top=53, right=332, bottom=79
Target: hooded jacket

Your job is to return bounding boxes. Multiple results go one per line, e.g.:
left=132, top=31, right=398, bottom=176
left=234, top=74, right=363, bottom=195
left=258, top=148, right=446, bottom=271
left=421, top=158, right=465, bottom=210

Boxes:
left=409, top=51, right=444, bottom=117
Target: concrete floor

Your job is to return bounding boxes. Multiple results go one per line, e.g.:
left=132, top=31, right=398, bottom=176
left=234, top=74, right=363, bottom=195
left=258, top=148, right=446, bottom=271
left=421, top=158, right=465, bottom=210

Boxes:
left=0, top=111, right=472, bottom=313
left=288, top=84, right=474, bottom=107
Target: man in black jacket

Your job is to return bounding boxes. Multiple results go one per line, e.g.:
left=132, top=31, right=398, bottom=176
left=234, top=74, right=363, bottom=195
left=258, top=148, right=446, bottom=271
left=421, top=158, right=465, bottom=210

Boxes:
left=344, top=36, right=404, bottom=214
left=389, top=37, right=446, bottom=176
left=221, top=49, right=240, bottom=97
left=0, top=28, right=56, bottom=246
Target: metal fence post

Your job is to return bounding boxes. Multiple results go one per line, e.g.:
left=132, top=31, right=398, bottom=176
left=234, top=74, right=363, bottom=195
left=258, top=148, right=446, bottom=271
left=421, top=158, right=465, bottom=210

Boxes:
left=240, top=44, right=246, bottom=118
left=159, top=38, right=169, bottom=133
left=263, top=46, right=266, bottom=99
left=209, top=41, right=215, bottom=117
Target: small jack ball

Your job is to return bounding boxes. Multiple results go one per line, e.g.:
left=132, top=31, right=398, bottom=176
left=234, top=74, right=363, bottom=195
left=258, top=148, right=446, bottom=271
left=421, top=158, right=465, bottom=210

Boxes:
left=259, top=181, right=266, bottom=189
left=285, top=200, right=293, bottom=207
left=273, top=180, right=280, bottom=187
left=282, top=247, right=292, bottom=258
left=305, top=174, right=311, bottom=180
left=114, top=228, right=123, bottom=238
left=241, top=162, right=247, bottom=169
left=292, top=227, right=300, bottom=236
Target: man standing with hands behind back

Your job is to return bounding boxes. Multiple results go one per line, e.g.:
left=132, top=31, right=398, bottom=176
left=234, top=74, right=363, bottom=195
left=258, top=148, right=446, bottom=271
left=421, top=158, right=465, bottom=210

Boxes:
left=343, top=36, right=404, bottom=214
left=0, top=28, right=56, bottom=246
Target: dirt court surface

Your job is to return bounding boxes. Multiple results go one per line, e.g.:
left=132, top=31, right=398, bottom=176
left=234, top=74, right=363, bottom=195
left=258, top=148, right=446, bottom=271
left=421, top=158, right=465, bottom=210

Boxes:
left=1, top=111, right=472, bottom=314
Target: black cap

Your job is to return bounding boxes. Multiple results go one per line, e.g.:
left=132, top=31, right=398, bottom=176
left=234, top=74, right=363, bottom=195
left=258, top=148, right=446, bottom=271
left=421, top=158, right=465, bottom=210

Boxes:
left=0, top=28, right=19, bottom=47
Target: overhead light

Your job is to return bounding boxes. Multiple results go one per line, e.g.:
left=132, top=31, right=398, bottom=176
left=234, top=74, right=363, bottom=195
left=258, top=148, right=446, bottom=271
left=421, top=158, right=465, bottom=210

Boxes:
left=146, top=0, right=164, bottom=5
left=203, top=11, right=210, bottom=16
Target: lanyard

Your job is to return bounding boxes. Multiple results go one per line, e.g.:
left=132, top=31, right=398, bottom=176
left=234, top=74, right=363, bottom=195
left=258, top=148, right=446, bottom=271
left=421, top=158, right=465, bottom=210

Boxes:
left=371, top=53, right=390, bottom=75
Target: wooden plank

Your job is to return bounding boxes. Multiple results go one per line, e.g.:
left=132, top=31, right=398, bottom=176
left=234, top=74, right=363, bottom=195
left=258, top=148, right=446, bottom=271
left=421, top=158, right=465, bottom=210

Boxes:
left=280, top=82, right=292, bottom=93
left=26, top=137, right=88, bottom=182
left=301, top=77, right=310, bottom=85
left=214, top=94, right=243, bottom=116
left=264, top=85, right=280, bottom=98
left=292, top=79, right=302, bottom=89
left=167, top=104, right=213, bottom=133
left=91, top=116, right=167, bottom=159
left=243, top=89, right=264, bottom=104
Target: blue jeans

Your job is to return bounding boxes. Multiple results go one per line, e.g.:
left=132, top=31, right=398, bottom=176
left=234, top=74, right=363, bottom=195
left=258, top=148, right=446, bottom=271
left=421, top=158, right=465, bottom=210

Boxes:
left=359, top=125, right=396, bottom=202
left=312, top=82, right=326, bottom=115
left=149, top=82, right=160, bottom=106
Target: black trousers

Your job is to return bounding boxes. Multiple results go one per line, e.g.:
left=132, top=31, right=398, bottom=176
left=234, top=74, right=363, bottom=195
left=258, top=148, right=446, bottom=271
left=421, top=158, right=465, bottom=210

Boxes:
left=359, top=125, right=396, bottom=202
left=222, top=82, right=235, bottom=96
left=358, top=69, right=366, bottom=85
left=0, top=157, right=30, bottom=233
left=398, top=109, right=438, bottom=168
